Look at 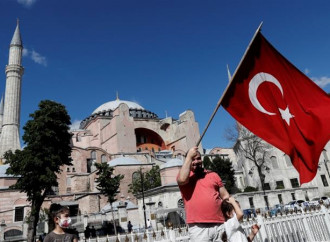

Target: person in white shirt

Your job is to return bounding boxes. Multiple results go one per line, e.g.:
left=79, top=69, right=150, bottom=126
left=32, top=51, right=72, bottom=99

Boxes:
left=220, top=197, right=259, bottom=242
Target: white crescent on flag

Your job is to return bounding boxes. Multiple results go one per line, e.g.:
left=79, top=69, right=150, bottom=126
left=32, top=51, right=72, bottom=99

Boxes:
left=248, top=72, right=294, bottom=125
left=248, top=72, right=283, bottom=116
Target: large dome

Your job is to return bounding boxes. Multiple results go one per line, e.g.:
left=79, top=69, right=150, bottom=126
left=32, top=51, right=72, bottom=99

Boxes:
left=80, top=97, right=157, bottom=129
left=92, top=99, right=144, bottom=114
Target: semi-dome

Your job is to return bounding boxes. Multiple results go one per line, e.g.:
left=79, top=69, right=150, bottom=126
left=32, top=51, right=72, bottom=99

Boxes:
left=107, top=157, right=143, bottom=167
left=92, top=99, right=144, bottom=114
left=160, top=158, right=183, bottom=170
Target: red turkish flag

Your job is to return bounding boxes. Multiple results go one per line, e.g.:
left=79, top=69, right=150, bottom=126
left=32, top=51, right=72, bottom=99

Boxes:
left=221, top=32, right=330, bottom=184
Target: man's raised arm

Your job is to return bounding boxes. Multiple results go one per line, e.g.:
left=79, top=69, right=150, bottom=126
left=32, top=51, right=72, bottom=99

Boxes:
left=177, top=147, right=198, bottom=185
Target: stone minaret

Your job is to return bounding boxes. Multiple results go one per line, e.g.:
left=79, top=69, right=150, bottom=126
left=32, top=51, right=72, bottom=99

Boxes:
left=0, top=21, right=24, bottom=157
left=0, top=95, right=4, bottom=134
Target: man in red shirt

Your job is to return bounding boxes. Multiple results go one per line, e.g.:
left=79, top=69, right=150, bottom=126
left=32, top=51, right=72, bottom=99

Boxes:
left=177, top=146, right=230, bottom=242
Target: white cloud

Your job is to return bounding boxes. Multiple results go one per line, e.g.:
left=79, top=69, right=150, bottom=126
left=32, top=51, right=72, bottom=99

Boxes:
left=23, top=48, right=47, bottom=66
left=70, top=120, right=82, bottom=130
left=22, top=48, right=29, bottom=57
left=31, top=50, right=47, bottom=66
left=312, top=76, right=330, bottom=88
left=17, top=0, right=37, bottom=7
left=304, top=68, right=310, bottom=74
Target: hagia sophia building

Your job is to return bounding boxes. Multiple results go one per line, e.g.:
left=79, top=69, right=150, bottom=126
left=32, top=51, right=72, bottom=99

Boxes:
left=0, top=21, right=208, bottom=238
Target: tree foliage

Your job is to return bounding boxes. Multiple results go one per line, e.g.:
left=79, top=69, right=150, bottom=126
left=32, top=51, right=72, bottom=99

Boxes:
left=95, top=162, right=124, bottom=204
left=95, top=162, right=124, bottom=236
left=128, top=165, right=161, bottom=195
left=4, top=100, right=72, bottom=242
left=203, top=155, right=239, bottom=194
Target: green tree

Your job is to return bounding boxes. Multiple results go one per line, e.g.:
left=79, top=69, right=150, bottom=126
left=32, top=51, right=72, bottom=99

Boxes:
left=128, top=165, right=161, bottom=195
left=203, top=155, right=239, bottom=194
left=4, top=100, right=72, bottom=242
left=203, top=156, right=212, bottom=169
left=95, top=162, right=124, bottom=235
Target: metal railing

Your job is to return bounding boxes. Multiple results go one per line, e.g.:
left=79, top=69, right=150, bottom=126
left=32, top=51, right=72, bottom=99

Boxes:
left=3, top=205, right=330, bottom=241
left=79, top=227, right=189, bottom=242
left=241, top=204, right=330, bottom=242
left=78, top=205, right=330, bottom=242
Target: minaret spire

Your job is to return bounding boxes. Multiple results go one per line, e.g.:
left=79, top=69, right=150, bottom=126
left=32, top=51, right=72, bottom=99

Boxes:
left=10, top=19, right=22, bottom=47
left=0, top=21, right=24, bottom=157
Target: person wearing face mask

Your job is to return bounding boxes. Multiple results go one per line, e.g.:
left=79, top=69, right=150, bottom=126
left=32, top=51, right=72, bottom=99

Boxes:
left=177, top=147, right=230, bottom=242
left=44, top=203, right=78, bottom=242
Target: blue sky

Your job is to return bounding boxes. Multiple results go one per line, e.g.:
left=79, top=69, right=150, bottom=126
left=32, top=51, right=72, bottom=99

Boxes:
left=0, top=0, right=329, bottom=149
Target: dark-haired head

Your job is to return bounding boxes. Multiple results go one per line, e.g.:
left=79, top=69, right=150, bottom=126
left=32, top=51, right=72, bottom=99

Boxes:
left=49, top=203, right=69, bottom=220
left=48, top=203, right=70, bottom=231
left=221, top=199, right=234, bottom=221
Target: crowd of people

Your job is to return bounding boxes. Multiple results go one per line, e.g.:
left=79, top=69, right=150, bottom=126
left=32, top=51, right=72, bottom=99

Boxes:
left=38, top=146, right=258, bottom=242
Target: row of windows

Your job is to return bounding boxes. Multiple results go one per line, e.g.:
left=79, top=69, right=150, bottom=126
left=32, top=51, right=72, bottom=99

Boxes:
left=269, top=155, right=294, bottom=169
left=67, top=167, right=76, bottom=172
left=262, top=175, right=329, bottom=191
left=263, top=180, right=285, bottom=190
left=263, top=178, right=298, bottom=190
left=249, top=176, right=330, bottom=208
left=137, top=147, right=161, bottom=152
left=91, top=151, right=108, bottom=162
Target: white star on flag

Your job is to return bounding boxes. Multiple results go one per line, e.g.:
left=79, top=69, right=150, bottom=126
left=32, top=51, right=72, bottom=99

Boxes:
left=279, top=106, right=294, bottom=125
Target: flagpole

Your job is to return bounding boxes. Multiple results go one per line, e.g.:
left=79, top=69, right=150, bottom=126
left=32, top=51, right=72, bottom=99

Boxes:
left=196, top=22, right=263, bottom=147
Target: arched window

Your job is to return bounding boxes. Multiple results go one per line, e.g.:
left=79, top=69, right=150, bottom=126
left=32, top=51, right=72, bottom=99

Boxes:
left=132, top=172, right=140, bottom=182
left=5, top=229, right=23, bottom=238
left=101, top=155, right=107, bottom=163
left=91, top=150, right=96, bottom=160
left=284, top=155, right=292, bottom=167
left=271, top=156, right=279, bottom=169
